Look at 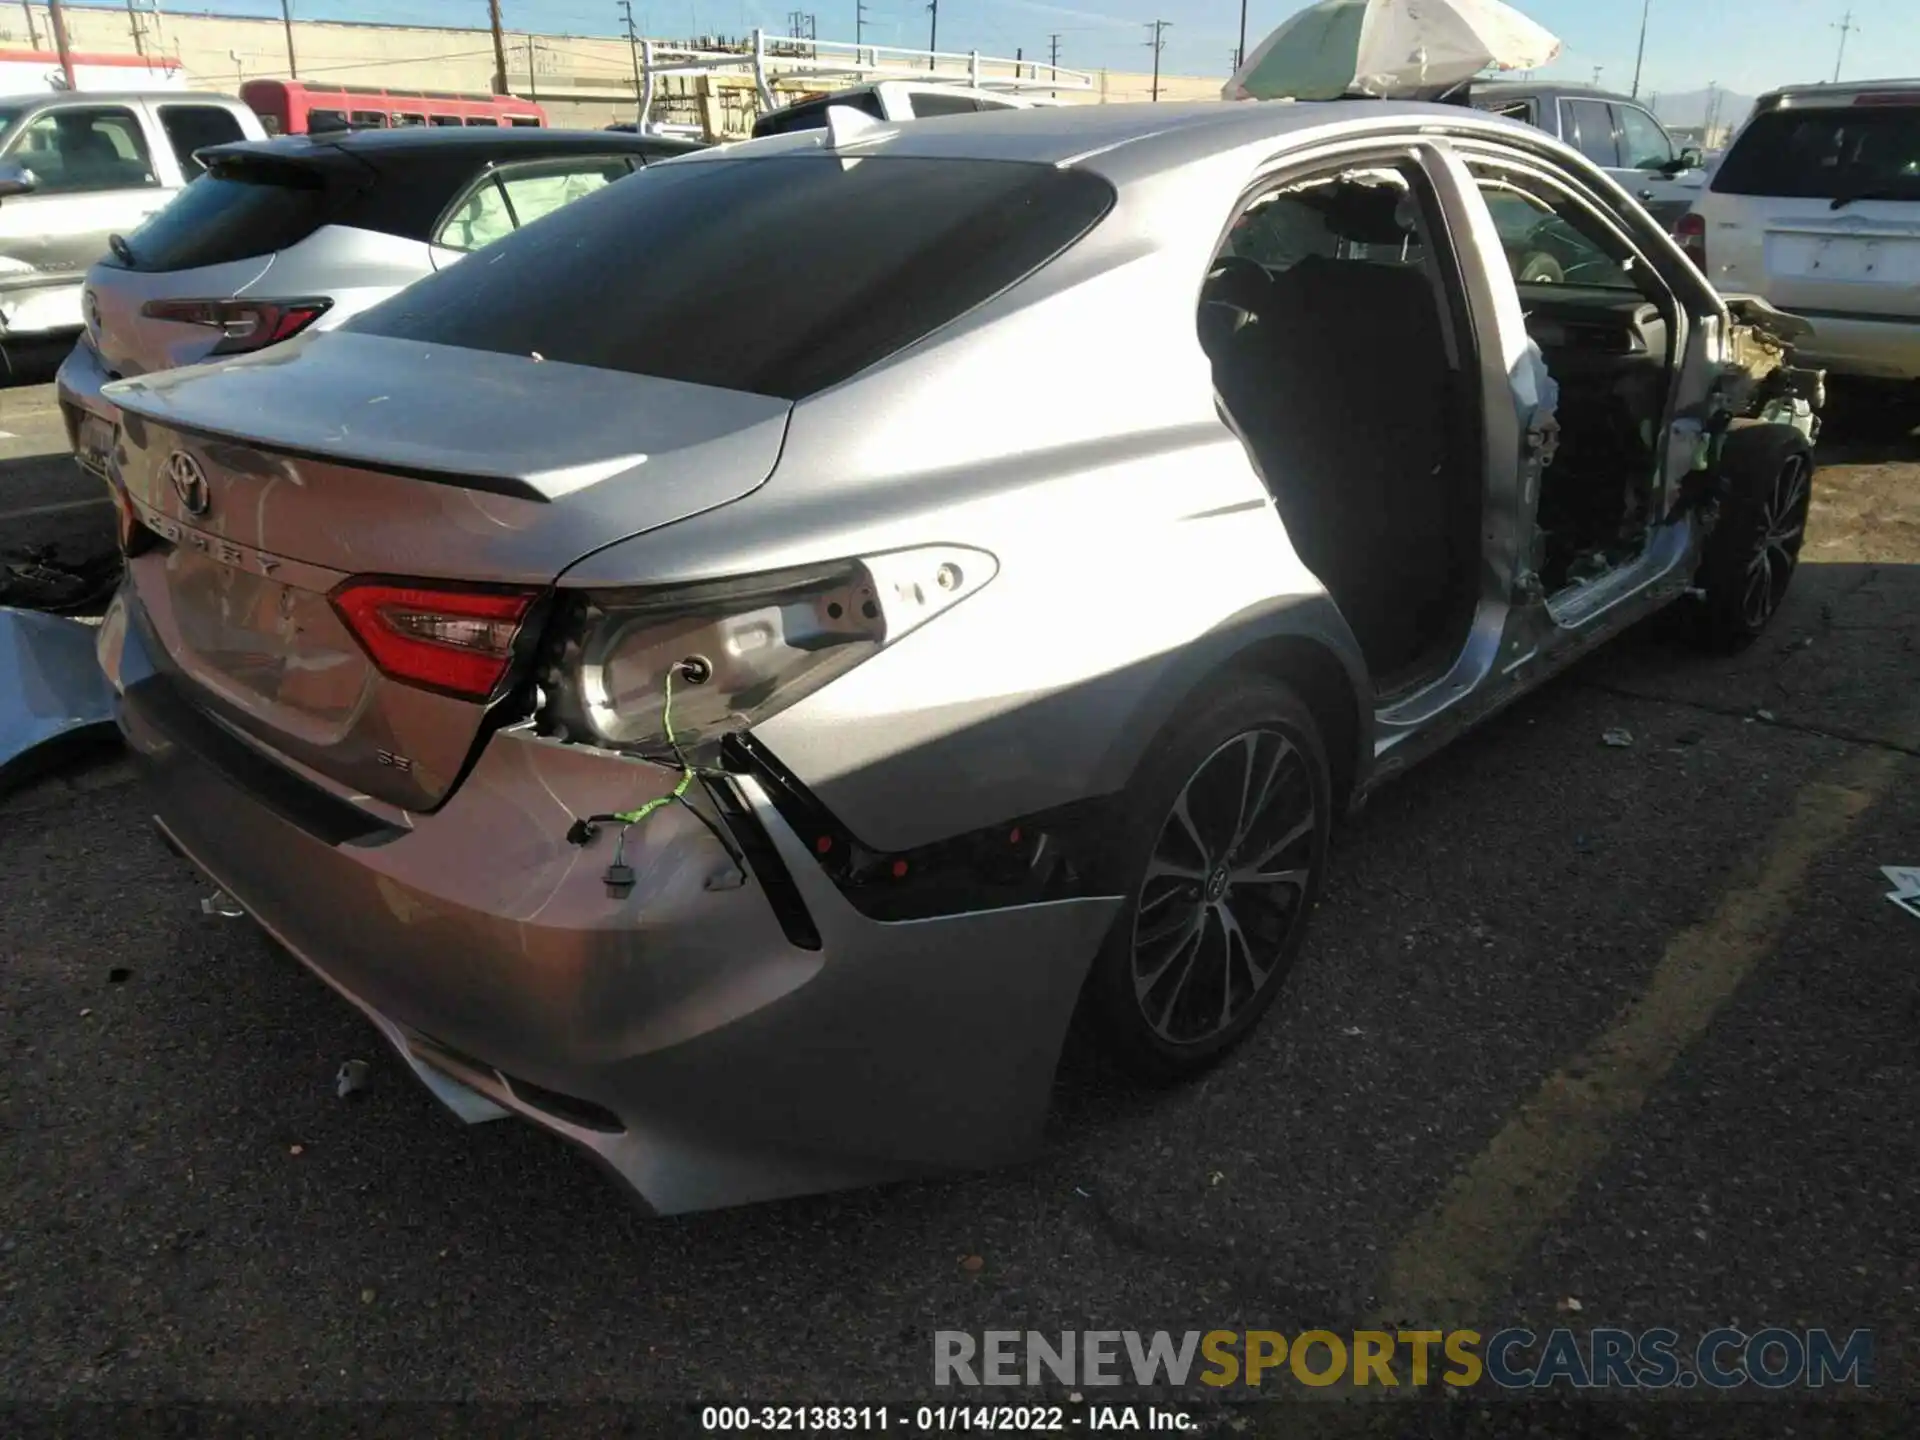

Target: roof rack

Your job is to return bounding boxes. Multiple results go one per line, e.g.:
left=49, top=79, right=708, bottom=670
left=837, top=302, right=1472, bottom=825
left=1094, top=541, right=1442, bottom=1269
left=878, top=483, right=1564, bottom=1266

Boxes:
left=624, top=26, right=1092, bottom=134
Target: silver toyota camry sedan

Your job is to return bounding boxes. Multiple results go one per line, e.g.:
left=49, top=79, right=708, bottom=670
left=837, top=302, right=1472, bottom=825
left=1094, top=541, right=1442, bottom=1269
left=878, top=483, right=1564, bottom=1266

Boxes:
left=93, top=100, right=1823, bottom=1213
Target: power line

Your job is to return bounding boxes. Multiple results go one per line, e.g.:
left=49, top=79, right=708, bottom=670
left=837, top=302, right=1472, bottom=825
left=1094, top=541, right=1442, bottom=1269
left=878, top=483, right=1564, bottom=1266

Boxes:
left=1144, top=17, right=1167, bottom=102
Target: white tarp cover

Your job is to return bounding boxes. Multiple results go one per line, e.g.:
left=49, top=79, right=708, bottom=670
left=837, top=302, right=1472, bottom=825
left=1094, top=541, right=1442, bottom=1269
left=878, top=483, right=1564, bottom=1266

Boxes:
left=1225, top=0, right=1562, bottom=103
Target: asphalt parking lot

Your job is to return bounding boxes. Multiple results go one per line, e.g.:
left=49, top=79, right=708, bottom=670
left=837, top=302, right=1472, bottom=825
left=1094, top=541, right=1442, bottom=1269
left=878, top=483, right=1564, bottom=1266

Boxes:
left=3, top=354, right=1917, bottom=1421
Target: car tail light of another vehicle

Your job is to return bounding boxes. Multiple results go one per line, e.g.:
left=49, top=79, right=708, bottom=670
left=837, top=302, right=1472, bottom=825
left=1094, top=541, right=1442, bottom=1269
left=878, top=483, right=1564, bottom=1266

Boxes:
left=138, top=297, right=332, bottom=356
left=1675, top=212, right=1706, bottom=272
left=330, top=580, right=539, bottom=701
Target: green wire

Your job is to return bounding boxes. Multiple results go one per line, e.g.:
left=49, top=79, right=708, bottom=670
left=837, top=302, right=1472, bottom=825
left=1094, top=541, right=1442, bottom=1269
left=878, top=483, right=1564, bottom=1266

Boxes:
left=611, top=665, right=694, bottom=826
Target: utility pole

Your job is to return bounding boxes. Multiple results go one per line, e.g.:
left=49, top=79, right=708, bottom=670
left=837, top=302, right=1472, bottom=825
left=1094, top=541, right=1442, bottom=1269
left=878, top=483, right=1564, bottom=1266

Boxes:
left=124, top=0, right=145, bottom=57
left=619, top=0, right=644, bottom=122
left=926, top=0, right=936, bottom=70
left=1831, top=8, right=1857, bottom=83
left=1145, top=19, right=1168, bottom=103
left=526, top=35, right=537, bottom=99
left=279, top=0, right=298, bottom=78
left=856, top=0, right=868, bottom=47
left=1048, top=32, right=1059, bottom=98
left=1630, top=0, right=1650, bottom=99
left=1236, top=0, right=1246, bottom=72
left=46, top=0, right=74, bottom=90
left=1590, top=64, right=1603, bottom=87
left=487, top=0, right=510, bottom=95
left=21, top=2, right=39, bottom=51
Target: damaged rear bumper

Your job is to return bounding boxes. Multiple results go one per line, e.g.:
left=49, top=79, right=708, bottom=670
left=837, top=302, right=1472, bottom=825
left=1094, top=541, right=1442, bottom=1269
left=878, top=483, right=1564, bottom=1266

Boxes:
left=99, top=586, right=1117, bottom=1214
left=0, top=607, right=116, bottom=796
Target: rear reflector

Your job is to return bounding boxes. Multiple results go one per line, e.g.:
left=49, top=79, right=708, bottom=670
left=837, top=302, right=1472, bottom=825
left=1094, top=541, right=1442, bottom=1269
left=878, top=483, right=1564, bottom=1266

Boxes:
left=139, top=297, right=331, bottom=355
left=330, top=580, right=538, bottom=701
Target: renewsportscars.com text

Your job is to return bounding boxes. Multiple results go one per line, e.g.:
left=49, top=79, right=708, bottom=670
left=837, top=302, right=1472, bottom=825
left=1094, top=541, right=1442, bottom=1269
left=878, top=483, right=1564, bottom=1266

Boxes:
left=934, top=1328, right=1873, bottom=1391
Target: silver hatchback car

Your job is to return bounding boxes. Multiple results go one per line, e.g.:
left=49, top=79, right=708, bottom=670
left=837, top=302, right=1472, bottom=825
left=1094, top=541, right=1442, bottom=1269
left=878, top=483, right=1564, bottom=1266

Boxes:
left=57, top=126, right=696, bottom=481
left=96, top=101, right=1822, bottom=1213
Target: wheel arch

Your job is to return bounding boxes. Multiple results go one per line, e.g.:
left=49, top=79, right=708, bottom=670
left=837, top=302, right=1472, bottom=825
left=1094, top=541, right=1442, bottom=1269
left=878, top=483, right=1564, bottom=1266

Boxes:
left=1090, top=593, right=1373, bottom=816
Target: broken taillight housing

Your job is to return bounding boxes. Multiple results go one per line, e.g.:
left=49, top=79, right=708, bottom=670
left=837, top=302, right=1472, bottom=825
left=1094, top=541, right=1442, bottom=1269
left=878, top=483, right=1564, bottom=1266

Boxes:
left=139, top=297, right=332, bottom=355
left=1675, top=212, right=1707, bottom=273
left=330, top=580, right=539, bottom=701
left=539, top=548, right=998, bottom=757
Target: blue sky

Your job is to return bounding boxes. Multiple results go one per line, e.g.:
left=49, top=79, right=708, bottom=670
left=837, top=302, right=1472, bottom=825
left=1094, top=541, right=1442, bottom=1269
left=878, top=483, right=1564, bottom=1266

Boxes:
left=134, top=0, right=1920, bottom=93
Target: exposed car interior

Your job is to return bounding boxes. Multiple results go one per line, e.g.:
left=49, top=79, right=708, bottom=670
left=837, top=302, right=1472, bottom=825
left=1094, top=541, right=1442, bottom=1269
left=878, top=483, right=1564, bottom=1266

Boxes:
left=1471, top=165, right=1680, bottom=597
left=1197, top=163, right=1483, bottom=696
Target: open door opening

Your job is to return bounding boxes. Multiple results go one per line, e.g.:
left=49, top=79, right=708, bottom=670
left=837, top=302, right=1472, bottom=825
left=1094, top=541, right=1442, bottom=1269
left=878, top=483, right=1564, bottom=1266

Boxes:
left=1468, top=161, right=1681, bottom=600
left=1198, top=159, right=1485, bottom=698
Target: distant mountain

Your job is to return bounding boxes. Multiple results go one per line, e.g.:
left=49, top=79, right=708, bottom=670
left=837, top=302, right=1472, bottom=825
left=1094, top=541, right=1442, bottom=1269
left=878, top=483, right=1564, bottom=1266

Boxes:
left=1645, top=87, right=1757, bottom=132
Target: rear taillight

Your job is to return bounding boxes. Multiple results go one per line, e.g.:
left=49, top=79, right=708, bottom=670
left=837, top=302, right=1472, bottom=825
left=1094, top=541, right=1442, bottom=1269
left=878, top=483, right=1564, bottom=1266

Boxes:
left=330, top=580, right=539, bottom=701
left=139, top=297, right=331, bottom=355
left=1675, top=212, right=1707, bottom=273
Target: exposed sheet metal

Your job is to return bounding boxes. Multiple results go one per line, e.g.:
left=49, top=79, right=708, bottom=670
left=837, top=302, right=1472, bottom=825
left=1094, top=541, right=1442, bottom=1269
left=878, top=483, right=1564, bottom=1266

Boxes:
left=0, top=607, right=117, bottom=796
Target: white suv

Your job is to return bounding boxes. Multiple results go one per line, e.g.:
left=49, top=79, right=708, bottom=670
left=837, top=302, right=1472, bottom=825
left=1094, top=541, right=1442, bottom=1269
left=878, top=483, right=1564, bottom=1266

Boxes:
left=1680, top=80, right=1920, bottom=382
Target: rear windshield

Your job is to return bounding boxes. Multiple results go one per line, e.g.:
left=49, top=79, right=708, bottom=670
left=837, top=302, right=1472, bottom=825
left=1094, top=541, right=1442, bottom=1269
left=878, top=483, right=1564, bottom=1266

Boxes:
left=1712, top=104, right=1920, bottom=202
left=112, top=163, right=330, bottom=271
left=346, top=155, right=1114, bottom=401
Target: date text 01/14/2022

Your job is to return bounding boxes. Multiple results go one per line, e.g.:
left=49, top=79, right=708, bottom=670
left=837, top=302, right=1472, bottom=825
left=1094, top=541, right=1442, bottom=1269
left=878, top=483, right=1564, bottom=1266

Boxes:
left=699, top=1405, right=1197, bottom=1431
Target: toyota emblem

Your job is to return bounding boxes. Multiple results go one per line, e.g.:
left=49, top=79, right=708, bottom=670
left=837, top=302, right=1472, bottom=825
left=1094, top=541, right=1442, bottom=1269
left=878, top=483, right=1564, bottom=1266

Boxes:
left=164, top=450, right=211, bottom=517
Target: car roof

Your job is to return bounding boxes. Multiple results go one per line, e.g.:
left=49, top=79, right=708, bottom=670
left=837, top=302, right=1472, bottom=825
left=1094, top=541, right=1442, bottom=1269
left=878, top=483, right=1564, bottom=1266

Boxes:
left=1470, top=81, right=1644, bottom=106
left=715, top=98, right=1545, bottom=182
left=0, top=89, right=243, bottom=108
left=1758, top=77, right=1920, bottom=107
left=295, top=126, right=696, bottom=155
left=203, top=126, right=697, bottom=167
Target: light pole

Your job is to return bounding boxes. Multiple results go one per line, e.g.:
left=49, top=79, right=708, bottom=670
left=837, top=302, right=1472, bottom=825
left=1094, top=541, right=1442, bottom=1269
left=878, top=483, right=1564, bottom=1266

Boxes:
left=1236, top=0, right=1247, bottom=71
left=1630, top=0, right=1650, bottom=99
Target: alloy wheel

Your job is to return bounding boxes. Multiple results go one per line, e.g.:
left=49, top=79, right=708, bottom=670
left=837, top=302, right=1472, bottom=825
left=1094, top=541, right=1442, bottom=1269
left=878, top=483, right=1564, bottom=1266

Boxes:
left=1740, top=452, right=1812, bottom=632
left=1130, top=728, right=1319, bottom=1046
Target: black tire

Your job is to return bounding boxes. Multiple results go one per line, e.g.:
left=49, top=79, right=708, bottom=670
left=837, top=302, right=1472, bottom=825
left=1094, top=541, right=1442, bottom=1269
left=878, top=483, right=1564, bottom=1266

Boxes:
left=1678, top=424, right=1815, bottom=652
left=1083, top=673, right=1332, bottom=1082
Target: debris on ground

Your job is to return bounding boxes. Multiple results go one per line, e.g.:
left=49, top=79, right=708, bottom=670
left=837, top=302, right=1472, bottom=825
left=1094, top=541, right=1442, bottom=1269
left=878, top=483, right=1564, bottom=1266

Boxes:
left=1557, top=1296, right=1584, bottom=1314
left=335, top=1059, right=371, bottom=1099
left=1674, top=729, right=1705, bottom=747
left=0, top=548, right=120, bottom=615
left=1601, top=728, right=1634, bottom=748
left=1883, top=866, right=1920, bottom=922
left=959, top=1254, right=984, bottom=1273
left=107, top=967, right=130, bottom=985
left=1756, top=708, right=1778, bottom=723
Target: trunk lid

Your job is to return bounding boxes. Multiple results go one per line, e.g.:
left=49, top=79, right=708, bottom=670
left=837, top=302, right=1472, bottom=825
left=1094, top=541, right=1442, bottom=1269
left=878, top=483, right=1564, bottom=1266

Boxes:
left=107, top=332, right=791, bottom=811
